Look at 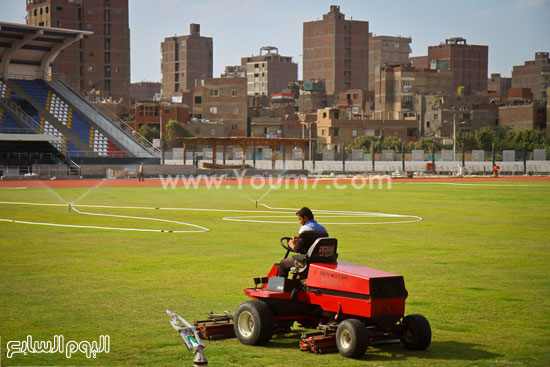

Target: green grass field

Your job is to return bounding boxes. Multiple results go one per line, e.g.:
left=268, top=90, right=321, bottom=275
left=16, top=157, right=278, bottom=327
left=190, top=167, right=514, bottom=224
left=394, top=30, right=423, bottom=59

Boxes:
left=1, top=180, right=550, bottom=366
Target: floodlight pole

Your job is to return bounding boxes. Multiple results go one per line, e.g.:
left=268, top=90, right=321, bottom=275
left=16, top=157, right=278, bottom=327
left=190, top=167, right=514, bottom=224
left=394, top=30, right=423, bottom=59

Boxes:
left=453, top=114, right=456, bottom=161
left=160, top=101, right=164, bottom=166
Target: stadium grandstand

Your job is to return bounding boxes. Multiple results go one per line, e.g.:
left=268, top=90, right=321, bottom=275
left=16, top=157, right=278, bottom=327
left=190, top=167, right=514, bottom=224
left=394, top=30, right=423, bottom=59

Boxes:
left=0, top=21, right=159, bottom=179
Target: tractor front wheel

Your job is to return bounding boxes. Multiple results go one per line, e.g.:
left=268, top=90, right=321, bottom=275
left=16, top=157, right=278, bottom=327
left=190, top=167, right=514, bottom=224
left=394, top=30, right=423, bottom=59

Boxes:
left=400, top=314, right=431, bottom=350
left=234, top=300, right=274, bottom=346
left=335, top=319, right=369, bottom=358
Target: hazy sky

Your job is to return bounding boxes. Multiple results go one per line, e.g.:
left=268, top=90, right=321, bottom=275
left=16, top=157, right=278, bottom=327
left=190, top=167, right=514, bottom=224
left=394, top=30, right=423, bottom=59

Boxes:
left=2, top=0, right=549, bottom=83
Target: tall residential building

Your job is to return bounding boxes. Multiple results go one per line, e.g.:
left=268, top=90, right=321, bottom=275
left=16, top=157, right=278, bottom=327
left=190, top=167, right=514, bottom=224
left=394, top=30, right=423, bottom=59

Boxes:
left=241, top=46, right=297, bottom=97
left=428, top=37, right=488, bottom=94
left=368, top=34, right=411, bottom=91
left=161, top=24, right=213, bottom=100
left=26, top=0, right=130, bottom=103
left=303, top=5, right=369, bottom=95
left=511, top=52, right=550, bottom=100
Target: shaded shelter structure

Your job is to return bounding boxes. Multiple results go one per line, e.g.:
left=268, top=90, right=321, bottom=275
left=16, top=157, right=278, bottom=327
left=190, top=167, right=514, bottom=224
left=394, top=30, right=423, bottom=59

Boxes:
left=180, top=137, right=311, bottom=169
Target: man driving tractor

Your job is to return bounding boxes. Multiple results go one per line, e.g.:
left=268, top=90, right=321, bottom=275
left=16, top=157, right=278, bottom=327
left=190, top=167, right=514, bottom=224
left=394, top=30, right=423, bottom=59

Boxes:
left=277, top=207, right=328, bottom=278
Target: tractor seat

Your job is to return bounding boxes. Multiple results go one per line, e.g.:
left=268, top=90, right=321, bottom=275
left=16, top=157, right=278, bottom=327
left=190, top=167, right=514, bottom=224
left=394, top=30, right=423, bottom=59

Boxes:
left=290, top=237, right=338, bottom=278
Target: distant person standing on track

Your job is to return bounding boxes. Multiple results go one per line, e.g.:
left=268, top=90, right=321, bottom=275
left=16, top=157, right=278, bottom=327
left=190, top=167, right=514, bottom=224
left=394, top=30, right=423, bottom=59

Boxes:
left=493, top=163, right=500, bottom=178
left=138, top=162, right=145, bottom=181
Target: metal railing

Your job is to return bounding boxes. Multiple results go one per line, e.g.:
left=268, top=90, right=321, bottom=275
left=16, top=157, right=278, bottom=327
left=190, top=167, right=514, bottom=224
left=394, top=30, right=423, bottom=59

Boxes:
left=0, top=97, right=81, bottom=169
left=47, top=77, right=159, bottom=158
left=0, top=97, right=41, bottom=133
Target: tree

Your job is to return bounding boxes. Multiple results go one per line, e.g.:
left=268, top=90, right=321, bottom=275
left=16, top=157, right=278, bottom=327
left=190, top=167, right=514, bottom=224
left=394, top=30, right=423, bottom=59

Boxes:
left=456, top=131, right=477, bottom=151
left=347, top=135, right=381, bottom=152
left=511, top=129, right=549, bottom=150
left=165, top=120, right=193, bottom=149
left=138, top=124, right=159, bottom=142
left=474, top=126, right=497, bottom=151
left=380, top=136, right=403, bottom=151
left=413, top=137, right=442, bottom=152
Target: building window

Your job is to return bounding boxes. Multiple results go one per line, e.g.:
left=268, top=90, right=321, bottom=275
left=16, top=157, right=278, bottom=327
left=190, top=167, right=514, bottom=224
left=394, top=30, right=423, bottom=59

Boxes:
left=194, top=96, right=202, bottom=104
left=231, top=106, right=238, bottom=114
left=46, top=6, right=48, bottom=14
left=333, top=128, right=339, bottom=136
left=88, top=66, right=93, bottom=71
left=352, top=129, right=357, bottom=137
left=56, top=6, right=63, bottom=11
left=209, top=106, right=217, bottom=114
left=209, top=89, right=219, bottom=97
left=105, top=80, right=111, bottom=91
left=231, top=90, right=238, bottom=97
left=87, top=24, right=92, bottom=30
left=434, top=114, right=438, bottom=120
left=427, top=121, right=430, bottom=128
left=232, top=124, right=238, bottom=131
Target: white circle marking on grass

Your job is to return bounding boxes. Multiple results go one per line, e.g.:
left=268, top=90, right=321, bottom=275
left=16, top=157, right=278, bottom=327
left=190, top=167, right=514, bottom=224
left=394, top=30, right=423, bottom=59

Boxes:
left=0, top=201, right=422, bottom=233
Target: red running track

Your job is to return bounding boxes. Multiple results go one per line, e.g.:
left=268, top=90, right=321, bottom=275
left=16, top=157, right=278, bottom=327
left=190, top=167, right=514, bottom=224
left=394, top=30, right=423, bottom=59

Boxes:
left=0, top=176, right=549, bottom=189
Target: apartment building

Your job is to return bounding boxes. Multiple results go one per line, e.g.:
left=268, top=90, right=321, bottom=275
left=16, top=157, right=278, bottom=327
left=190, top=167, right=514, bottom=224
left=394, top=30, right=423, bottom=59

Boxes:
left=428, top=37, right=488, bottom=94
left=191, top=78, right=248, bottom=136
left=511, top=52, right=550, bottom=100
left=303, top=5, right=369, bottom=95
left=241, top=46, right=297, bottom=97
left=368, top=34, right=411, bottom=91
left=26, top=0, right=130, bottom=102
left=161, top=24, right=213, bottom=100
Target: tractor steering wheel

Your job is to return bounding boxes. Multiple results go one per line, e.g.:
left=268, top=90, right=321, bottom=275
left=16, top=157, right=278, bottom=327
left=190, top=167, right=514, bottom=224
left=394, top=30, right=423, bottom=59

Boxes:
left=280, top=237, right=294, bottom=259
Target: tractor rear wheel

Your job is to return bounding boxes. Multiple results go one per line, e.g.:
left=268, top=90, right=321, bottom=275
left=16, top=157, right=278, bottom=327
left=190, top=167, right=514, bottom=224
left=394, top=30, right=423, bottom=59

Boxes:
left=335, top=319, right=369, bottom=358
left=400, top=314, right=431, bottom=350
left=234, top=300, right=274, bottom=346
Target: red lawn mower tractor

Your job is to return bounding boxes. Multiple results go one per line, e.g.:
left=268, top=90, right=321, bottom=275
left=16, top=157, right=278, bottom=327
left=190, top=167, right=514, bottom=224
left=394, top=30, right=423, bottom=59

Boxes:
left=232, top=236, right=431, bottom=358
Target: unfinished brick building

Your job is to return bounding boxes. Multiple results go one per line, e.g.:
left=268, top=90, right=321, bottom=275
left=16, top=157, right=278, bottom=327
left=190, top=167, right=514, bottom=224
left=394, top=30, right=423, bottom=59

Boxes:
left=511, top=52, right=550, bottom=100
left=368, top=34, right=411, bottom=91
left=26, top=0, right=131, bottom=103
left=161, top=24, right=213, bottom=100
left=303, top=5, right=369, bottom=95
left=428, top=37, right=488, bottom=94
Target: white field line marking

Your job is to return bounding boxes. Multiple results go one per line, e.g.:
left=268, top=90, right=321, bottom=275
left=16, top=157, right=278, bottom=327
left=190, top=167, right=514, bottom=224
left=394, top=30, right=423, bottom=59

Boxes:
left=0, top=187, right=27, bottom=189
left=0, top=201, right=209, bottom=233
left=0, top=200, right=423, bottom=232
left=222, top=203, right=423, bottom=225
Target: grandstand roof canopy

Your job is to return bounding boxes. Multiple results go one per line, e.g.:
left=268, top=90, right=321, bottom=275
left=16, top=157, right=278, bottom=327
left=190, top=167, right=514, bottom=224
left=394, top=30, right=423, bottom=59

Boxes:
left=0, top=21, right=92, bottom=80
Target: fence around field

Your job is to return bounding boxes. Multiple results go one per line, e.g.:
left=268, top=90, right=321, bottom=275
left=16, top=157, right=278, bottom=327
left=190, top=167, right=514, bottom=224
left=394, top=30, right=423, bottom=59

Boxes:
left=162, top=148, right=550, bottom=175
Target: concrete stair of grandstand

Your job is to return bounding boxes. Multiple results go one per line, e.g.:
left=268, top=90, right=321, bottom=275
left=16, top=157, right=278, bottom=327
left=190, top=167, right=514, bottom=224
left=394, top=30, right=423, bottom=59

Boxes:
left=5, top=79, right=96, bottom=155
left=48, top=80, right=157, bottom=158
